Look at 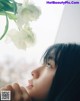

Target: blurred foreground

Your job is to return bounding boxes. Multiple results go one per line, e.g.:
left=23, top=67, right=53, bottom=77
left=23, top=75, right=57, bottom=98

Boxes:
left=0, top=54, right=37, bottom=88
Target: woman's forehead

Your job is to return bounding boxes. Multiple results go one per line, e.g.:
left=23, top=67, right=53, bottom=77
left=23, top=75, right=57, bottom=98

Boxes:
left=43, top=45, right=62, bottom=65
left=44, top=49, right=55, bottom=60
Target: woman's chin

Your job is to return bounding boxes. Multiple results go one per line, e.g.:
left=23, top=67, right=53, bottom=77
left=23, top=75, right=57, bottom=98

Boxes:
left=26, top=85, right=34, bottom=96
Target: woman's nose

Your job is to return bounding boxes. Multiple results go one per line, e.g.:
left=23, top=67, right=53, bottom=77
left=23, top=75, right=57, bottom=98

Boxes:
left=31, top=68, right=40, bottom=79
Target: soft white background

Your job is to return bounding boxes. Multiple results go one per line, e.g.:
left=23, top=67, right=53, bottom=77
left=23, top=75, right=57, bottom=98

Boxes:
left=0, top=0, right=64, bottom=86
left=0, top=0, right=64, bottom=63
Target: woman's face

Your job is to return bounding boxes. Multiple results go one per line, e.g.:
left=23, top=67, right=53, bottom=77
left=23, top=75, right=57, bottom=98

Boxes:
left=26, top=59, right=57, bottom=101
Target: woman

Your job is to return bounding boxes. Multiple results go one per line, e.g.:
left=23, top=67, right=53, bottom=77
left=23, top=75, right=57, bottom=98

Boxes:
left=0, top=43, right=80, bottom=101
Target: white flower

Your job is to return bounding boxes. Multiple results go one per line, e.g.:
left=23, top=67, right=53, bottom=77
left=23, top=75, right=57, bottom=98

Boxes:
left=16, top=3, right=41, bottom=29
left=7, top=26, right=35, bottom=50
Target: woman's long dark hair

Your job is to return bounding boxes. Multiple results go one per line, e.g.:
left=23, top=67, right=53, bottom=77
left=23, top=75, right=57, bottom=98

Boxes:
left=43, top=43, right=80, bottom=101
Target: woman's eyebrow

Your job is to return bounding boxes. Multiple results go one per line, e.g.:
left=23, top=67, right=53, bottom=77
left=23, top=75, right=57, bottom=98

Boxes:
left=45, top=59, right=53, bottom=65
left=48, top=56, right=53, bottom=60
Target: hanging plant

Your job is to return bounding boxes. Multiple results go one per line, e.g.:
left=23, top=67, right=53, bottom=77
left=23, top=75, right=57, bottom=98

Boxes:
left=0, top=0, right=41, bottom=49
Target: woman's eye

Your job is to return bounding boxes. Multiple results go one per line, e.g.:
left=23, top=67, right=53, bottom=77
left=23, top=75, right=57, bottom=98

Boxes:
left=46, top=63, right=52, bottom=68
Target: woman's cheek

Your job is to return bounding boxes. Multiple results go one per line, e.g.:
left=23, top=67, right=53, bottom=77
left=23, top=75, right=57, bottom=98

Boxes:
left=26, top=68, right=55, bottom=99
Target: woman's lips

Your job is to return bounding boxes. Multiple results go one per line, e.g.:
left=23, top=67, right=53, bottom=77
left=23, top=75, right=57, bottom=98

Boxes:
left=26, top=80, right=33, bottom=89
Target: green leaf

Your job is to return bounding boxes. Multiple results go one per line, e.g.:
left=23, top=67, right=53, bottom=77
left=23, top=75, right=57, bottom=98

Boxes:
left=0, top=2, right=4, bottom=9
left=0, top=0, right=17, bottom=14
left=0, top=11, right=17, bottom=20
left=0, top=10, right=9, bottom=40
left=0, top=1, right=14, bottom=12
left=11, top=0, right=17, bottom=14
left=6, top=12, right=17, bottom=20
left=0, top=12, right=5, bottom=15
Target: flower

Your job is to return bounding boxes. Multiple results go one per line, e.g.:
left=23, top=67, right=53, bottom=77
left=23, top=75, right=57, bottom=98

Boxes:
left=16, top=3, right=41, bottom=29
left=8, top=25, right=35, bottom=50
